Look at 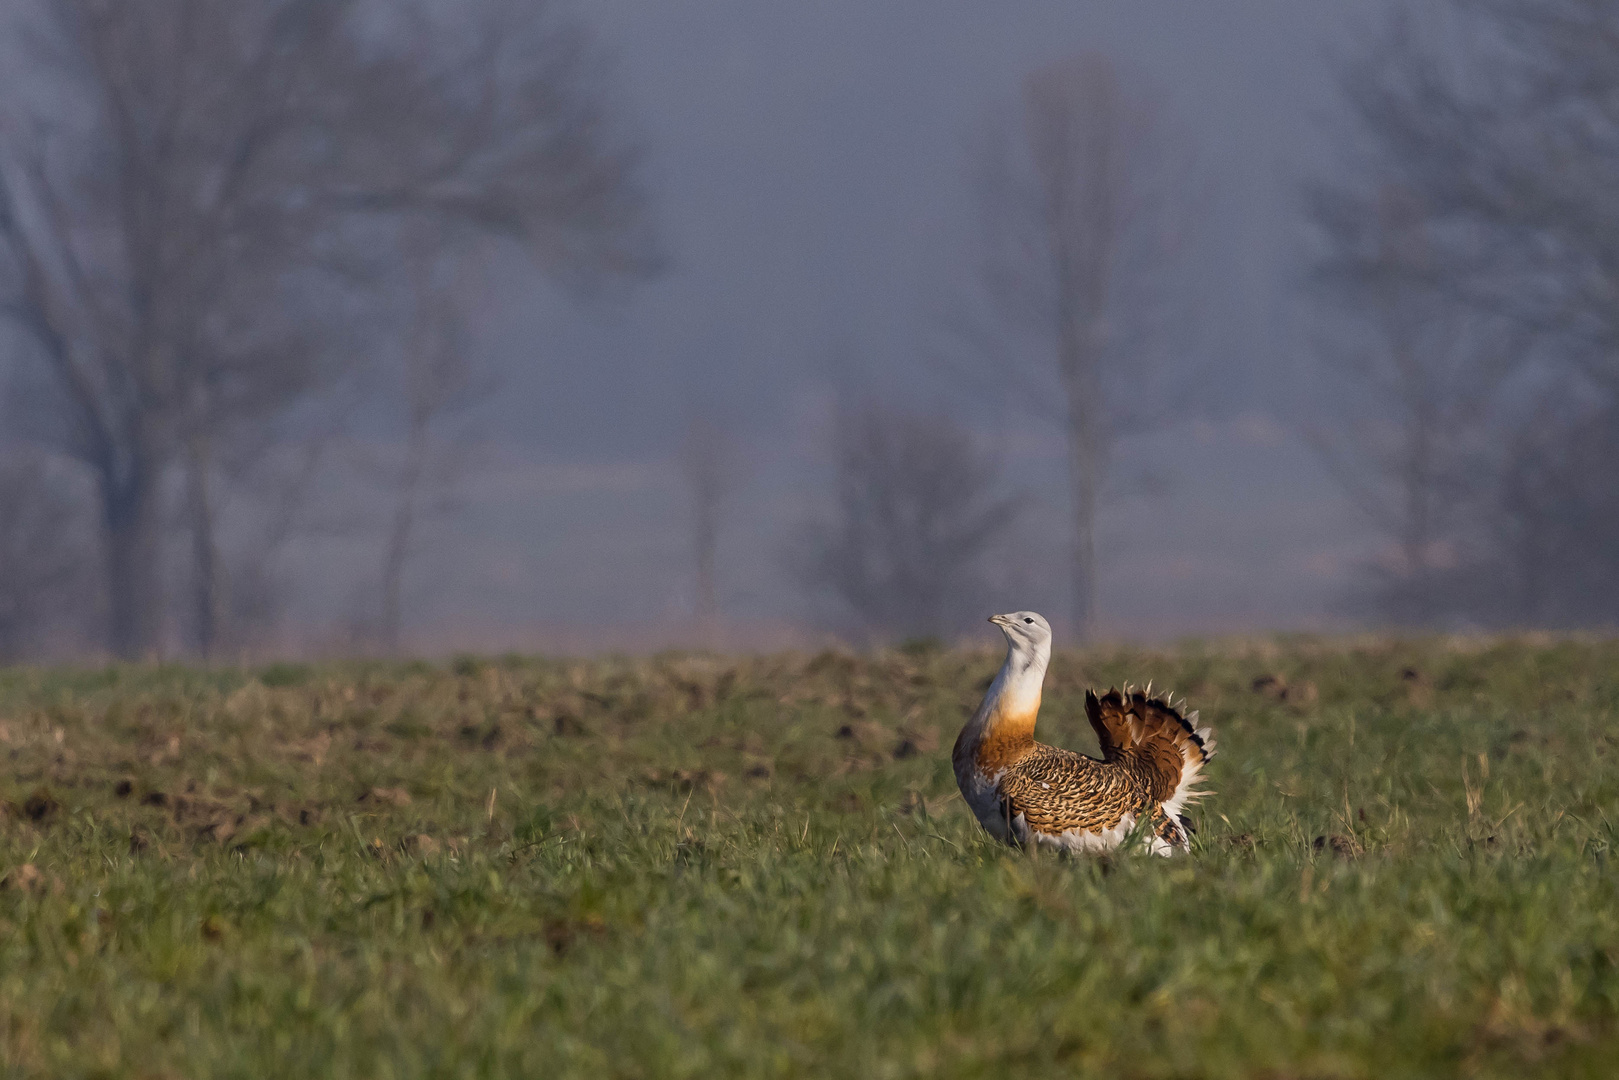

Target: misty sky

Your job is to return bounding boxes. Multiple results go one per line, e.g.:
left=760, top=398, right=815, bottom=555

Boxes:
left=289, top=0, right=1393, bottom=650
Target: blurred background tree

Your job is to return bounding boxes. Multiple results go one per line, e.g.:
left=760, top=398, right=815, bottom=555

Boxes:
left=0, top=450, right=94, bottom=659
left=958, top=54, right=1200, bottom=641
left=1311, top=0, right=1619, bottom=626
left=680, top=412, right=746, bottom=646
left=797, top=400, right=1019, bottom=643
left=0, top=0, right=657, bottom=658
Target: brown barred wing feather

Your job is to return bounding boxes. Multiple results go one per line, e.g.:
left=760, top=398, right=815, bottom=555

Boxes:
left=997, top=744, right=1137, bottom=837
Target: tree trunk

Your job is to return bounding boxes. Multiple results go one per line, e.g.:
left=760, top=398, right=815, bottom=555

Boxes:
left=379, top=493, right=414, bottom=655
left=1066, top=427, right=1098, bottom=641
left=102, top=462, right=162, bottom=660
left=694, top=496, right=718, bottom=642
left=379, top=424, right=427, bottom=655
left=185, top=438, right=226, bottom=658
left=1059, top=316, right=1106, bottom=642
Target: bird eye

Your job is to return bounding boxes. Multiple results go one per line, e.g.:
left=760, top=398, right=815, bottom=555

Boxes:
left=1023, top=617, right=1034, bottom=624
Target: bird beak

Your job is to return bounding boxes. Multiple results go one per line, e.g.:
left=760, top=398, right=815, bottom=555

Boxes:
left=988, top=614, right=1010, bottom=627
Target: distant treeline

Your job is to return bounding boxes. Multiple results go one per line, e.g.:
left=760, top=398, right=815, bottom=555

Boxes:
left=3, top=1, right=1615, bottom=661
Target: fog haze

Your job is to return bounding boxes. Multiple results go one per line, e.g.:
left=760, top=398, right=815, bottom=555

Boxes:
left=3, top=0, right=1456, bottom=655
left=364, top=1, right=1378, bottom=647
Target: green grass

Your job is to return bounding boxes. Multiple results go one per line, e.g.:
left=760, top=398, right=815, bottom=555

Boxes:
left=2, top=638, right=1618, bottom=1078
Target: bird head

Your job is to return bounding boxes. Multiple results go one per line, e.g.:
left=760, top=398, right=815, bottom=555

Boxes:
left=989, top=611, right=1052, bottom=663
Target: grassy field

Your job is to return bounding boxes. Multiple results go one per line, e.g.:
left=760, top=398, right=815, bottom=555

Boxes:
left=1, top=637, right=1617, bottom=1078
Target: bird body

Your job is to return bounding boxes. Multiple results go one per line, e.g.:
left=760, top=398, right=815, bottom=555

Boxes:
left=953, top=612, right=1216, bottom=855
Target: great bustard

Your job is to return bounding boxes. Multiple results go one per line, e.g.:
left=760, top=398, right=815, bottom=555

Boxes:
left=952, top=612, right=1216, bottom=854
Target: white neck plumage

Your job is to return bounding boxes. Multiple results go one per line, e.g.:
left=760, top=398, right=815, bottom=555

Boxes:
left=966, top=638, right=1050, bottom=739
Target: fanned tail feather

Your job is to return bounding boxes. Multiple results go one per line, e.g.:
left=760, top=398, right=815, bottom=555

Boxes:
left=1085, top=685, right=1217, bottom=845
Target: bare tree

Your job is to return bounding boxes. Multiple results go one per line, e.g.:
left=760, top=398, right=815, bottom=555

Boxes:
left=963, top=54, right=1195, bottom=639
left=212, top=427, right=343, bottom=653
left=799, top=402, right=1018, bottom=642
left=1304, top=182, right=1521, bottom=622
left=175, top=330, right=350, bottom=656
left=0, top=451, right=93, bottom=659
left=0, top=0, right=658, bottom=657
left=369, top=247, right=486, bottom=654
left=1491, top=397, right=1619, bottom=623
left=0, top=1, right=357, bottom=657
left=1322, top=0, right=1619, bottom=623
left=679, top=413, right=744, bottom=642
